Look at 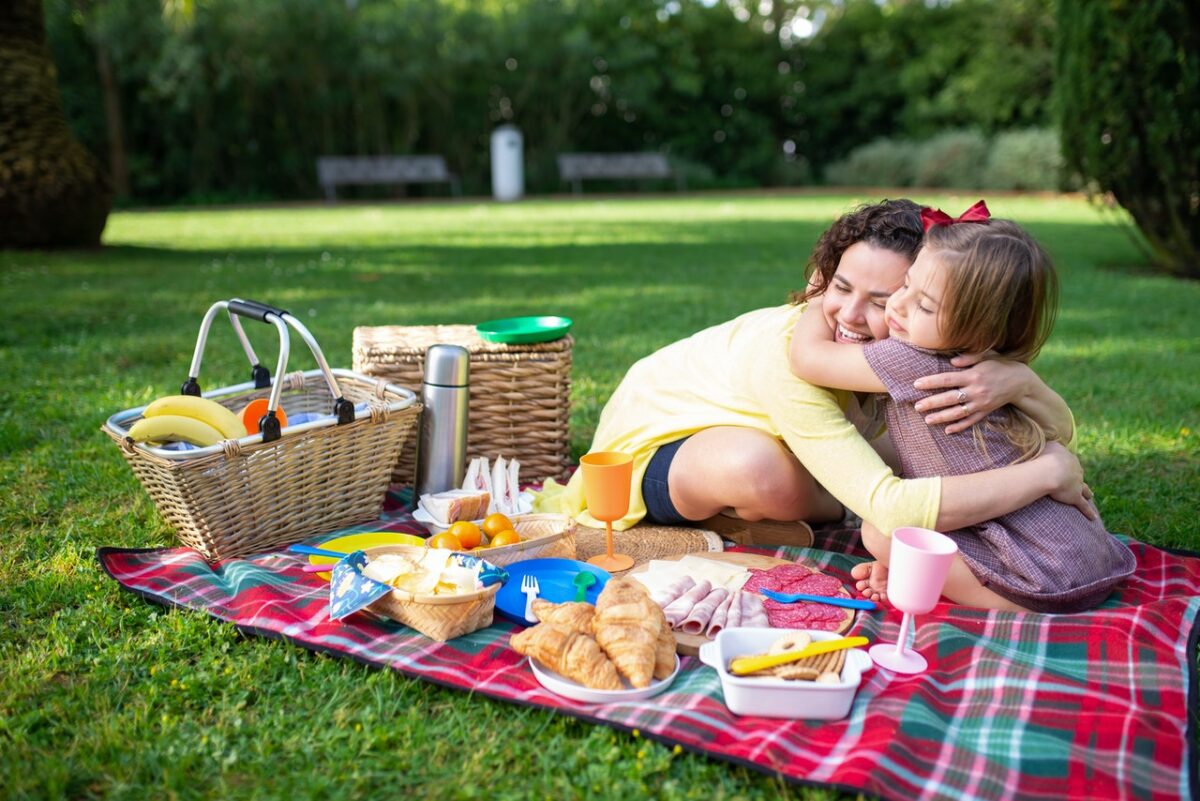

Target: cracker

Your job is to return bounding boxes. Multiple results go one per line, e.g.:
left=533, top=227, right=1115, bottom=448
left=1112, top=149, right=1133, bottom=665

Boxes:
left=768, top=663, right=820, bottom=680
left=734, top=644, right=850, bottom=681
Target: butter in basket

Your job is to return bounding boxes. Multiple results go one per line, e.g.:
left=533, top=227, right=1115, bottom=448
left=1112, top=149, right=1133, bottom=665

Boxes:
left=329, top=547, right=508, bottom=641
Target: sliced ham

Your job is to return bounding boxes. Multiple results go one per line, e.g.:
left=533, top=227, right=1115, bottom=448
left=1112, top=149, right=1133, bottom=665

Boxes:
left=704, top=591, right=735, bottom=638
left=741, top=590, right=770, bottom=628
left=662, top=579, right=712, bottom=628
left=680, top=587, right=729, bottom=635
left=647, top=575, right=696, bottom=609
left=725, top=590, right=743, bottom=628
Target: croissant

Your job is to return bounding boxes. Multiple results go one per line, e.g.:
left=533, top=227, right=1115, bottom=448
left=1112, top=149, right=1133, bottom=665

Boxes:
left=654, top=625, right=677, bottom=679
left=531, top=600, right=595, bottom=635
left=510, top=623, right=623, bottom=691
left=594, top=577, right=662, bottom=688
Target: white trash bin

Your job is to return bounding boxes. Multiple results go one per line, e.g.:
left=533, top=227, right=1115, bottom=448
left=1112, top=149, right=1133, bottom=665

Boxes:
left=490, top=125, right=524, bottom=202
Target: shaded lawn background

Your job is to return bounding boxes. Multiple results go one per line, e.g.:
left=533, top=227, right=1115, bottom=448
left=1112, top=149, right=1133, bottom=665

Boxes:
left=1, top=193, right=1196, bottom=799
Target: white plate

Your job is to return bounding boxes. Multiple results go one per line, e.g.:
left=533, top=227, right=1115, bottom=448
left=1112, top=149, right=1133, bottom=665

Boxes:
left=528, top=655, right=679, bottom=703
left=413, top=492, right=535, bottom=534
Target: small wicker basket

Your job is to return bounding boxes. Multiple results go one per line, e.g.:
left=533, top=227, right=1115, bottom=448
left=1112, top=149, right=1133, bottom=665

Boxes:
left=352, top=324, right=573, bottom=485
left=482, top=513, right=576, bottom=567
left=363, top=545, right=501, bottom=641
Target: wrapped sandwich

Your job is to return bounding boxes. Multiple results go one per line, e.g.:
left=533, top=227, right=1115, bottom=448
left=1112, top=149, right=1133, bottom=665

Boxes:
left=418, top=489, right=490, bottom=524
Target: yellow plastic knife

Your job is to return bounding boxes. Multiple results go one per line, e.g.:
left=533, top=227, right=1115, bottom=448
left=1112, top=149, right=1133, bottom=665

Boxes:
left=728, top=636, right=870, bottom=676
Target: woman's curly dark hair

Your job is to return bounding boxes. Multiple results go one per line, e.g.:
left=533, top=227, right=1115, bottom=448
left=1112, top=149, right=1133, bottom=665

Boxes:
left=790, top=199, right=924, bottom=304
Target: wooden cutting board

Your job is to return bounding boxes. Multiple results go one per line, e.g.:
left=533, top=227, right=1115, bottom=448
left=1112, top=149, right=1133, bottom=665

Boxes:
left=630, top=552, right=854, bottom=656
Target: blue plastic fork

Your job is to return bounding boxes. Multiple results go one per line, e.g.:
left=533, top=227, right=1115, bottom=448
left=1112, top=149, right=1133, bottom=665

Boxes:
left=758, top=588, right=877, bottom=611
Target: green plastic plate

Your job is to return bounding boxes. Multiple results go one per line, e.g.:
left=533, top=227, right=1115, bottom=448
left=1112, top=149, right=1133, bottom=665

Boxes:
left=476, top=315, right=573, bottom=344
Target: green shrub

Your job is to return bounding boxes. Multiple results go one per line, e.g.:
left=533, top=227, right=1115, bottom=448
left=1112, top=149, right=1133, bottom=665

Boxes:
left=824, top=138, right=919, bottom=187
left=983, top=128, right=1063, bottom=191
left=913, top=129, right=988, bottom=189
left=1057, top=0, right=1200, bottom=278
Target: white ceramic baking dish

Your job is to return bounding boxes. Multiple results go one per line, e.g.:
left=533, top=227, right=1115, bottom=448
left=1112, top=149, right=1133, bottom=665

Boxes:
left=698, top=627, right=873, bottom=719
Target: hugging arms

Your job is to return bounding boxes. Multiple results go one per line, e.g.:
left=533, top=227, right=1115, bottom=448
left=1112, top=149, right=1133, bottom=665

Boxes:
left=560, top=199, right=1093, bottom=554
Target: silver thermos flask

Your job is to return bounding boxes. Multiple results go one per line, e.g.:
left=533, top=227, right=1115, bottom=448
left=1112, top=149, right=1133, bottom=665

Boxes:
left=415, top=344, right=470, bottom=498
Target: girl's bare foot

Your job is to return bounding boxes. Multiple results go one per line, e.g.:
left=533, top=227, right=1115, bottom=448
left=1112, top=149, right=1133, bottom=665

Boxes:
left=850, top=561, right=889, bottom=604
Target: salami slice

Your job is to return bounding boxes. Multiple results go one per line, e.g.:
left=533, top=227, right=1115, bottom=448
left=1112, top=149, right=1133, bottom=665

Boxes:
left=680, top=587, right=729, bottom=635
left=662, top=579, right=712, bottom=628
left=764, top=598, right=846, bottom=630
left=704, top=591, right=735, bottom=637
left=745, top=562, right=853, bottom=632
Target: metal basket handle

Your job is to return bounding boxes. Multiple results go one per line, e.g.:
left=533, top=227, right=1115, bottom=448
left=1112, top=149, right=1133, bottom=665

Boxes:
left=226, top=302, right=274, bottom=389
left=182, top=299, right=355, bottom=443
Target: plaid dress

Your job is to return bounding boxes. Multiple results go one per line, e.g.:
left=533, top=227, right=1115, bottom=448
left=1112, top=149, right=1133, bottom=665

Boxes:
left=862, top=339, right=1135, bottom=613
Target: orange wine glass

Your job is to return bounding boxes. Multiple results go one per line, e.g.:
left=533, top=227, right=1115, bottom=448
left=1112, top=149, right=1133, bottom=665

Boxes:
left=580, top=451, right=635, bottom=572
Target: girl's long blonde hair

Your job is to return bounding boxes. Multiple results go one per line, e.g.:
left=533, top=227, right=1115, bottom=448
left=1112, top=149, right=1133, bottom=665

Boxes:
left=923, top=219, right=1060, bottom=461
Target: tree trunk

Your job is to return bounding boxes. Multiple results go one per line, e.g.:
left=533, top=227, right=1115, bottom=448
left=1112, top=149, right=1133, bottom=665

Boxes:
left=0, top=0, right=112, bottom=248
left=94, top=38, right=129, bottom=199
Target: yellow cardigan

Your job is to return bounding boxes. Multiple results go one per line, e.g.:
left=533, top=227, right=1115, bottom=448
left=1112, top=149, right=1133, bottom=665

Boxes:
left=551, top=304, right=941, bottom=532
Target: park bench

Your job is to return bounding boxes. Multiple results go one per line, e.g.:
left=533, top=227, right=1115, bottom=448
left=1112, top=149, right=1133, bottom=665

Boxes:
left=556, top=152, right=685, bottom=195
left=316, top=156, right=461, bottom=202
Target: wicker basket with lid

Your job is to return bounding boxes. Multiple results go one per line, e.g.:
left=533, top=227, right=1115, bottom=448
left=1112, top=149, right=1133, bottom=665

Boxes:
left=353, top=324, right=572, bottom=486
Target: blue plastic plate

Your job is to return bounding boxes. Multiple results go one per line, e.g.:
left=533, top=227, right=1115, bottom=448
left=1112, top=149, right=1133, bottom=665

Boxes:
left=476, top=315, right=573, bottom=344
left=494, top=558, right=610, bottom=625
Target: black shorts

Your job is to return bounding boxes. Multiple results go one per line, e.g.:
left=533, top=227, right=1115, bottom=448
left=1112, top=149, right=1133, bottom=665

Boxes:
left=641, top=437, right=699, bottom=526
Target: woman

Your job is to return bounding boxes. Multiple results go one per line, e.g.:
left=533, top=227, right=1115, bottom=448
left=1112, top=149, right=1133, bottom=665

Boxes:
left=553, top=199, right=1092, bottom=549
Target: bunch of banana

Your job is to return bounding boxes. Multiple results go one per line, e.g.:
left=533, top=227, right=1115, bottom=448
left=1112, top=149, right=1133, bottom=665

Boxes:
left=128, top=395, right=249, bottom=447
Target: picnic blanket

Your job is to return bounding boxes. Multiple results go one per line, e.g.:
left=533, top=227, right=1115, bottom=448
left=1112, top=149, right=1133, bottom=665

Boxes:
left=98, top=513, right=1199, bottom=801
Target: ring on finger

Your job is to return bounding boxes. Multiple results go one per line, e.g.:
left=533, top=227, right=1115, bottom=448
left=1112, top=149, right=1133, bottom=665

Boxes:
left=956, top=389, right=968, bottom=404
left=960, top=402, right=970, bottom=413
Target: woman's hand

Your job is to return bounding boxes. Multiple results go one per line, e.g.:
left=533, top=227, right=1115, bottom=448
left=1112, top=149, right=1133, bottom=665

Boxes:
left=1038, top=441, right=1097, bottom=520
left=912, top=352, right=1032, bottom=434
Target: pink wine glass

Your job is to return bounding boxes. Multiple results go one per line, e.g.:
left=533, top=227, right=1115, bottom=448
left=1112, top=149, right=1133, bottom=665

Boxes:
left=869, top=526, right=959, bottom=674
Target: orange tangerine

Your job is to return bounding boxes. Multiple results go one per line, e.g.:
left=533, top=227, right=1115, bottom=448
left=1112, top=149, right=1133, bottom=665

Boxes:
left=241, top=398, right=288, bottom=435
left=428, top=532, right=464, bottom=551
left=482, top=513, right=514, bottom=538
left=447, top=520, right=482, bottom=549
left=488, top=529, right=521, bottom=548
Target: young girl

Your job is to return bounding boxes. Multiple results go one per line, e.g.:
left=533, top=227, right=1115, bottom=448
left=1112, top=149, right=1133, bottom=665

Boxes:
left=789, top=202, right=1135, bottom=613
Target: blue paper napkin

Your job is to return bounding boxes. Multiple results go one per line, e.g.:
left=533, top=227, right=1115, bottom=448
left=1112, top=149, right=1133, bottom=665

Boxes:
left=329, top=551, right=391, bottom=621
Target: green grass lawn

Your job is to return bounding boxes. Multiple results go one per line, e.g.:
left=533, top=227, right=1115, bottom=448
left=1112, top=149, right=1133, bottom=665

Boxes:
left=2, top=193, right=1197, bottom=799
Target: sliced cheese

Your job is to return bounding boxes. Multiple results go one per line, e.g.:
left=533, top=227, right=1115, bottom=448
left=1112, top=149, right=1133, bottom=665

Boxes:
left=677, top=555, right=751, bottom=591
left=633, top=556, right=750, bottom=599
left=630, top=570, right=681, bottom=599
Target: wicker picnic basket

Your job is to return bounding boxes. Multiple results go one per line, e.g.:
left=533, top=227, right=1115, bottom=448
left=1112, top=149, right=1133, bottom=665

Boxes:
left=103, top=300, right=421, bottom=562
left=352, top=324, right=573, bottom=485
left=480, top=513, right=576, bottom=567
left=363, top=545, right=501, bottom=641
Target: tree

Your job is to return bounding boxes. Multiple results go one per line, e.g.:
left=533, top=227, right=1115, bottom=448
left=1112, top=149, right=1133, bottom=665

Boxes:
left=1057, top=0, right=1200, bottom=278
left=0, top=0, right=112, bottom=248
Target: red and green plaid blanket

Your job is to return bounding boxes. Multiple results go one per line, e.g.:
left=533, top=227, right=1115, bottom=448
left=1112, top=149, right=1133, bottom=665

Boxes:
left=98, top=514, right=1199, bottom=801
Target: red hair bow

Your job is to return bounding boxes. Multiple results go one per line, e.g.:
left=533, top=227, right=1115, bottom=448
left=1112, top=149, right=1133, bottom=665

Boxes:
left=920, top=200, right=991, bottom=232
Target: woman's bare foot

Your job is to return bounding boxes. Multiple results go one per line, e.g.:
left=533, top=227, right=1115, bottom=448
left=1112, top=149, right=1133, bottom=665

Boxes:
left=851, top=561, right=889, bottom=604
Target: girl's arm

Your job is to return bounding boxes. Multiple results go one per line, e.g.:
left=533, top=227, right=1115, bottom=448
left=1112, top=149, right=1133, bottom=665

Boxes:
left=757, top=345, right=1094, bottom=535
left=936, top=442, right=1096, bottom=529
left=912, top=354, right=1075, bottom=442
left=788, top=302, right=886, bottom=393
